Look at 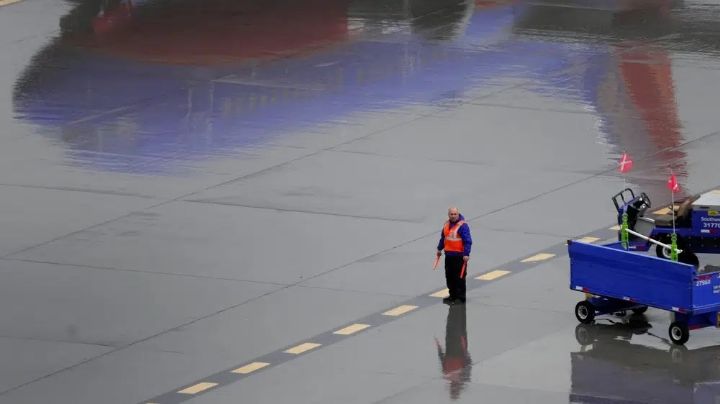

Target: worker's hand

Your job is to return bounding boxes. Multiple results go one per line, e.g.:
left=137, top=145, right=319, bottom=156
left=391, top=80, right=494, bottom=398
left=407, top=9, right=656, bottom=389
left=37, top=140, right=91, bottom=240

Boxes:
left=436, top=250, right=442, bottom=257
left=463, top=256, right=469, bottom=263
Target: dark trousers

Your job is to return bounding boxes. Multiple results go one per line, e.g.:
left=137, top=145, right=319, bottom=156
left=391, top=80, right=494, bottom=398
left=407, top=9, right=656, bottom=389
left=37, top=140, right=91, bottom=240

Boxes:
left=445, top=255, right=466, bottom=301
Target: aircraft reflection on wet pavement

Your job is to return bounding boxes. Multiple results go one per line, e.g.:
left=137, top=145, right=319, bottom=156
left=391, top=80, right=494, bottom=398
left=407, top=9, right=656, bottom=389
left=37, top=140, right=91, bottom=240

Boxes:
left=13, top=0, right=719, bottom=192
left=435, top=304, right=472, bottom=400
left=572, top=316, right=720, bottom=403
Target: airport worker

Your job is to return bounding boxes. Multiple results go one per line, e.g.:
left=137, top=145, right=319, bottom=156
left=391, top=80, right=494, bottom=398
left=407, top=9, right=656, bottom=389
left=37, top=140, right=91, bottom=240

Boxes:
left=436, top=206, right=472, bottom=305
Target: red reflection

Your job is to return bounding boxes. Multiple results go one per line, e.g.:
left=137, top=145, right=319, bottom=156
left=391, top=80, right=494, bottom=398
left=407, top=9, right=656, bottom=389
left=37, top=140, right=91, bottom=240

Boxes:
left=620, top=49, right=681, bottom=151
left=73, top=0, right=350, bottom=65
left=617, top=44, right=687, bottom=182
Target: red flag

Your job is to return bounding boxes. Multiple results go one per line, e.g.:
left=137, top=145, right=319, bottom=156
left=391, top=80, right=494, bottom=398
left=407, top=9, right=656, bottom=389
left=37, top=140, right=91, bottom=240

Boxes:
left=618, top=152, right=633, bottom=173
left=667, top=173, right=680, bottom=193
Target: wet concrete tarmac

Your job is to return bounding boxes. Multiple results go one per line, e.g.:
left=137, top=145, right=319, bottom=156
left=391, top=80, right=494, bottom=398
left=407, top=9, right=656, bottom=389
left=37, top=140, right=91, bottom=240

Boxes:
left=3, top=0, right=720, bottom=402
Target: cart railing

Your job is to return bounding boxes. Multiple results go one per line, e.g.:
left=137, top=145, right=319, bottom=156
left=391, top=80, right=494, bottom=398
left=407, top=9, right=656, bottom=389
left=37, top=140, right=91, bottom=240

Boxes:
left=624, top=228, right=683, bottom=254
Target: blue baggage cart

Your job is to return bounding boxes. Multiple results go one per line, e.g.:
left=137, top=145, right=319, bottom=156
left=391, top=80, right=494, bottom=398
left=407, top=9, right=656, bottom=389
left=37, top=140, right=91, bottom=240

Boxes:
left=569, top=239, right=720, bottom=345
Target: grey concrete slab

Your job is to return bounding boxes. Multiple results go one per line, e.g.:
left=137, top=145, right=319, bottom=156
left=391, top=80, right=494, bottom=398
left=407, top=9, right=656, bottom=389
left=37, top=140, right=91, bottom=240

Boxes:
left=0, top=336, right=110, bottom=393
left=467, top=87, right=597, bottom=115
left=186, top=149, right=590, bottom=226
left=0, top=259, right=279, bottom=346
left=681, top=134, right=720, bottom=192
left=264, top=109, right=435, bottom=150
left=0, top=347, right=196, bottom=404
left=135, top=285, right=409, bottom=370
left=11, top=201, right=426, bottom=284
left=367, top=381, right=570, bottom=404
left=4, top=0, right=720, bottom=403
left=179, top=294, right=571, bottom=404
left=670, top=64, right=720, bottom=142
left=0, top=286, right=405, bottom=404
left=0, top=141, right=314, bottom=200
left=0, top=185, right=153, bottom=257
left=186, top=363, right=427, bottom=404
left=476, top=175, right=626, bottom=238
left=334, top=104, right=612, bottom=174
left=468, top=257, right=577, bottom=314
left=301, top=229, right=565, bottom=297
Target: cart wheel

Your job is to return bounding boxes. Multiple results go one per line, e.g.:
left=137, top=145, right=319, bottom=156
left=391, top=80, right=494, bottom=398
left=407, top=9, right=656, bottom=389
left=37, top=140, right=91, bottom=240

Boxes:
left=656, top=235, right=683, bottom=260
left=655, top=239, right=698, bottom=266
left=574, top=324, right=593, bottom=345
left=656, top=243, right=672, bottom=259
left=679, top=252, right=700, bottom=267
left=669, top=322, right=690, bottom=345
left=632, top=306, right=648, bottom=315
left=670, top=345, right=687, bottom=364
left=575, top=301, right=595, bottom=324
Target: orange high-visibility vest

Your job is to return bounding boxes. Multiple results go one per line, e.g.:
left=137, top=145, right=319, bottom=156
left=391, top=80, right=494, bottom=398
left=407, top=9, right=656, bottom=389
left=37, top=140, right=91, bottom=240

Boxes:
left=443, top=220, right=465, bottom=253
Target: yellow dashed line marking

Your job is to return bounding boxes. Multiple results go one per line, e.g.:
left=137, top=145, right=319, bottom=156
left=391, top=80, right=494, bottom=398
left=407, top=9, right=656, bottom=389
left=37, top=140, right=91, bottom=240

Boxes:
left=232, top=362, right=270, bottom=374
left=576, top=236, right=600, bottom=243
left=284, top=342, right=321, bottom=354
left=521, top=253, right=556, bottom=263
left=476, top=270, right=511, bottom=280
left=429, top=288, right=449, bottom=298
left=0, top=0, right=23, bottom=6
left=334, top=323, right=370, bottom=335
left=178, top=382, right=218, bottom=395
left=382, top=305, right=417, bottom=316
left=609, top=225, right=621, bottom=231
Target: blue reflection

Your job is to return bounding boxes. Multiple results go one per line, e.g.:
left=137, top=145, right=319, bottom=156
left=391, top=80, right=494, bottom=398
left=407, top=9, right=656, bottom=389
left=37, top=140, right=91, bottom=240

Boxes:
left=572, top=319, right=720, bottom=403
left=13, top=0, right=686, bottom=175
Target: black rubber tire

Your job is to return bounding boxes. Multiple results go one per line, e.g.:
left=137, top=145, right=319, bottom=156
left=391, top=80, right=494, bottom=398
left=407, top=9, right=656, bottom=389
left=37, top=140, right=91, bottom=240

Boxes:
left=680, top=252, right=700, bottom=267
left=632, top=306, right=648, bottom=314
left=574, top=324, right=593, bottom=345
left=575, top=301, right=595, bottom=324
left=656, top=238, right=676, bottom=259
left=669, top=321, right=690, bottom=345
left=656, top=237, right=671, bottom=259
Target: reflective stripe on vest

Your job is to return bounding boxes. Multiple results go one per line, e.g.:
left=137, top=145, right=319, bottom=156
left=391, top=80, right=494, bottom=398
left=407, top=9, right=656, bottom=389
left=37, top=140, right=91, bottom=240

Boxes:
left=443, top=220, right=465, bottom=253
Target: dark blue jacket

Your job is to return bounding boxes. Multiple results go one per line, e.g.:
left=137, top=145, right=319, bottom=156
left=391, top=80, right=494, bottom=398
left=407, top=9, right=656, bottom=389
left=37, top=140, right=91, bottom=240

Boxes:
left=437, top=214, right=472, bottom=256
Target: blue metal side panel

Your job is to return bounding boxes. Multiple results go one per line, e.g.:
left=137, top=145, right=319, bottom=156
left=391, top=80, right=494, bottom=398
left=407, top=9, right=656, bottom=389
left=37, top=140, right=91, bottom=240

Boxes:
left=691, top=271, right=720, bottom=313
left=569, top=241, right=694, bottom=311
left=693, top=209, right=720, bottom=236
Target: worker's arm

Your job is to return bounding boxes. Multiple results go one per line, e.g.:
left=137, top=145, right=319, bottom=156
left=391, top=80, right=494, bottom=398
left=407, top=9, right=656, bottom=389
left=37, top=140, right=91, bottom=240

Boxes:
left=460, top=224, right=472, bottom=257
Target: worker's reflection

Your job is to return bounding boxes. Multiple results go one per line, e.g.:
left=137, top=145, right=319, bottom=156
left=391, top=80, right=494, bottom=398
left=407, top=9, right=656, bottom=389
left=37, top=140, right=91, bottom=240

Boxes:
left=435, top=304, right=472, bottom=400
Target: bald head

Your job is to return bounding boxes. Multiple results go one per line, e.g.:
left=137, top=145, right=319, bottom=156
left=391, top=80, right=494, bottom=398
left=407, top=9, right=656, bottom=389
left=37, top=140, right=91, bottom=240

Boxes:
left=447, top=206, right=460, bottom=222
